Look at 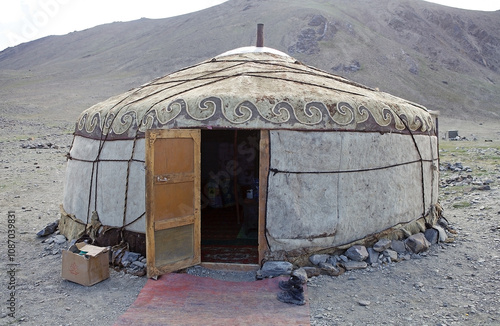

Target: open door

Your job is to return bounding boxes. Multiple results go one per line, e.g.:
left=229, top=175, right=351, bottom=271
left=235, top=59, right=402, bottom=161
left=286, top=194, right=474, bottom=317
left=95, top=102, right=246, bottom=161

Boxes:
left=145, top=129, right=201, bottom=278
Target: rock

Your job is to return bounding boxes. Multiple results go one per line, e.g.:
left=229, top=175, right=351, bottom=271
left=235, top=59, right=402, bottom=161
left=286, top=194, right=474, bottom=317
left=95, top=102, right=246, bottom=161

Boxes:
left=122, top=251, right=141, bottom=263
left=36, top=220, right=59, bottom=237
left=437, top=217, right=449, bottom=229
left=345, top=245, right=369, bottom=262
left=391, top=240, right=407, bottom=253
left=405, top=233, right=431, bottom=254
left=400, top=253, right=412, bottom=261
left=53, top=234, right=67, bottom=244
left=408, top=59, right=419, bottom=75
left=127, top=266, right=146, bottom=277
left=366, top=248, right=380, bottom=264
left=326, top=255, right=340, bottom=266
left=308, top=14, right=327, bottom=27
left=433, top=224, right=448, bottom=242
left=342, top=261, right=367, bottom=271
left=383, top=249, right=399, bottom=262
left=287, top=28, right=321, bottom=55
left=424, top=228, right=439, bottom=244
left=358, top=300, right=371, bottom=306
left=318, top=262, right=344, bottom=276
left=303, top=267, right=321, bottom=278
left=309, top=254, right=330, bottom=266
left=111, top=248, right=126, bottom=265
left=410, top=253, right=423, bottom=259
left=258, top=261, right=293, bottom=278
left=339, top=255, right=349, bottom=263
left=373, top=239, right=392, bottom=252
left=291, top=267, right=308, bottom=283
left=131, top=261, right=145, bottom=269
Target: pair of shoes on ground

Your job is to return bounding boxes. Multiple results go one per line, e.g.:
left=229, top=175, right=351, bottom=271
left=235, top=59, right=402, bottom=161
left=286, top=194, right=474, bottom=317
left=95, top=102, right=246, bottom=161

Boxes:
left=276, top=276, right=305, bottom=305
left=278, top=275, right=302, bottom=291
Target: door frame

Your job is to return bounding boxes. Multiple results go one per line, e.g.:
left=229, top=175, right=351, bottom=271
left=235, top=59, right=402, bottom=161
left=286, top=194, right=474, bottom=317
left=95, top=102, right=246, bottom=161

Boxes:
left=145, top=128, right=270, bottom=277
left=257, top=130, right=269, bottom=265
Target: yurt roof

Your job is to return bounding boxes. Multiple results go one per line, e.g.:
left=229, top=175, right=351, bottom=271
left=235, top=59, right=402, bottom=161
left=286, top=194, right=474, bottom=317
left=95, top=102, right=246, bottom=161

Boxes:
left=75, top=46, right=435, bottom=140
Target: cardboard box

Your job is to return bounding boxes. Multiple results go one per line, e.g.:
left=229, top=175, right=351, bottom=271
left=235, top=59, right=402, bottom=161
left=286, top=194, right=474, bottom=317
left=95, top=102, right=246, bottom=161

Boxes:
left=62, top=243, right=110, bottom=286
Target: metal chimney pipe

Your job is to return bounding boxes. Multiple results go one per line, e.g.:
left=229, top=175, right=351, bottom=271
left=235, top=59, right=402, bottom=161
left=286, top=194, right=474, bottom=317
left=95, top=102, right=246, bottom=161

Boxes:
left=256, top=23, right=264, bottom=47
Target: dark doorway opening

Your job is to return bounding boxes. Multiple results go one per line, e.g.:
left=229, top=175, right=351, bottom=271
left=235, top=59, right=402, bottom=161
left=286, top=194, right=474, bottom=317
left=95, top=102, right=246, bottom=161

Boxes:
left=201, top=130, right=260, bottom=264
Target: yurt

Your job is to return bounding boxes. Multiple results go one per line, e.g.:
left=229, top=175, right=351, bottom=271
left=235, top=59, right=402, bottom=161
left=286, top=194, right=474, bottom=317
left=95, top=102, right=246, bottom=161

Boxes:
left=61, top=27, right=439, bottom=277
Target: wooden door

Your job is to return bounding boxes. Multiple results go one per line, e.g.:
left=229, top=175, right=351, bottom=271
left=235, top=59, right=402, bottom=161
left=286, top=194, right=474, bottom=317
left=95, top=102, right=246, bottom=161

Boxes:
left=145, top=129, right=201, bottom=278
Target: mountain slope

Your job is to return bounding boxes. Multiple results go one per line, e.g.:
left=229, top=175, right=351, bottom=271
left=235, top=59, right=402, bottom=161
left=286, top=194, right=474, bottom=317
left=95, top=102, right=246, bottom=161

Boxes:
left=0, top=0, right=499, bottom=123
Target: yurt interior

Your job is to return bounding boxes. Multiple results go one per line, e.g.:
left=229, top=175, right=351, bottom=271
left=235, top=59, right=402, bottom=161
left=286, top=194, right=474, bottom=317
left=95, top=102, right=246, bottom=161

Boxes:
left=200, top=129, right=260, bottom=264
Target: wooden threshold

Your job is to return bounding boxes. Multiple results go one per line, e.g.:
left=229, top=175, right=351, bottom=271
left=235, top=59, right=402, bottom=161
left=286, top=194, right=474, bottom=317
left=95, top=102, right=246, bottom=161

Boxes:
left=200, top=262, right=260, bottom=272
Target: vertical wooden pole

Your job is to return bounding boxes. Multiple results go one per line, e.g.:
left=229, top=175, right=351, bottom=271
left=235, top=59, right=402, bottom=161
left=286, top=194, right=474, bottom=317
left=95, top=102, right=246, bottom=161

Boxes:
left=258, top=130, right=270, bottom=265
left=145, top=130, right=156, bottom=278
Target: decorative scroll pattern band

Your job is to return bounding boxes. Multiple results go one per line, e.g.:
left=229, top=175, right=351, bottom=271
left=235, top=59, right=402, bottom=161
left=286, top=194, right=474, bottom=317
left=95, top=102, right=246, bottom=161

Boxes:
left=76, top=96, right=435, bottom=140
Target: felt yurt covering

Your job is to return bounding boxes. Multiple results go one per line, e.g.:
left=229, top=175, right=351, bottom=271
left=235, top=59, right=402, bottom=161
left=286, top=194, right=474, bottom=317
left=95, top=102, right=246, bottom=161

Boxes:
left=62, top=46, right=439, bottom=263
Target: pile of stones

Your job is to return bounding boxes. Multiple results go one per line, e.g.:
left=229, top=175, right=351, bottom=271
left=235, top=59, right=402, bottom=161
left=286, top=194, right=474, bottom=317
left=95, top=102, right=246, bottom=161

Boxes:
left=37, top=220, right=69, bottom=256
left=440, top=162, right=494, bottom=190
left=109, top=248, right=147, bottom=277
left=21, top=141, right=60, bottom=149
left=258, top=218, right=455, bottom=280
left=440, top=162, right=471, bottom=173
left=306, top=232, right=434, bottom=277
left=41, top=234, right=69, bottom=257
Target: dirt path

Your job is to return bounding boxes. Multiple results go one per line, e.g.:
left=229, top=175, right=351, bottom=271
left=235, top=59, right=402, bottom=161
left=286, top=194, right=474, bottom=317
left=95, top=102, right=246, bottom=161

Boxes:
left=0, top=120, right=499, bottom=325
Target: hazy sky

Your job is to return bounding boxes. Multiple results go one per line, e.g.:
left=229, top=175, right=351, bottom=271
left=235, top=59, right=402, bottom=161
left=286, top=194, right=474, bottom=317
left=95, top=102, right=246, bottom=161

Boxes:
left=0, top=0, right=499, bottom=52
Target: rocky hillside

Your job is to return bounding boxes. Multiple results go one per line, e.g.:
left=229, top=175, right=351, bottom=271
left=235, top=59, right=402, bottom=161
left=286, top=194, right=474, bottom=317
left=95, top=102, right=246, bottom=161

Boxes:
left=0, top=0, right=499, bottom=124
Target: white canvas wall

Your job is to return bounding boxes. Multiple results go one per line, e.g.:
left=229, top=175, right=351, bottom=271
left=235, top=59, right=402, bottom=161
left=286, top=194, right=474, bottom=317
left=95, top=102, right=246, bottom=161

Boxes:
left=63, top=129, right=438, bottom=252
left=63, top=136, right=146, bottom=233
left=266, top=130, right=438, bottom=251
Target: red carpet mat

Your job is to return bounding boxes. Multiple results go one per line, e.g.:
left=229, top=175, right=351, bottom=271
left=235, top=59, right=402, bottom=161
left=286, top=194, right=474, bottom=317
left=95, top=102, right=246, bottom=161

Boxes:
left=114, top=273, right=310, bottom=326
